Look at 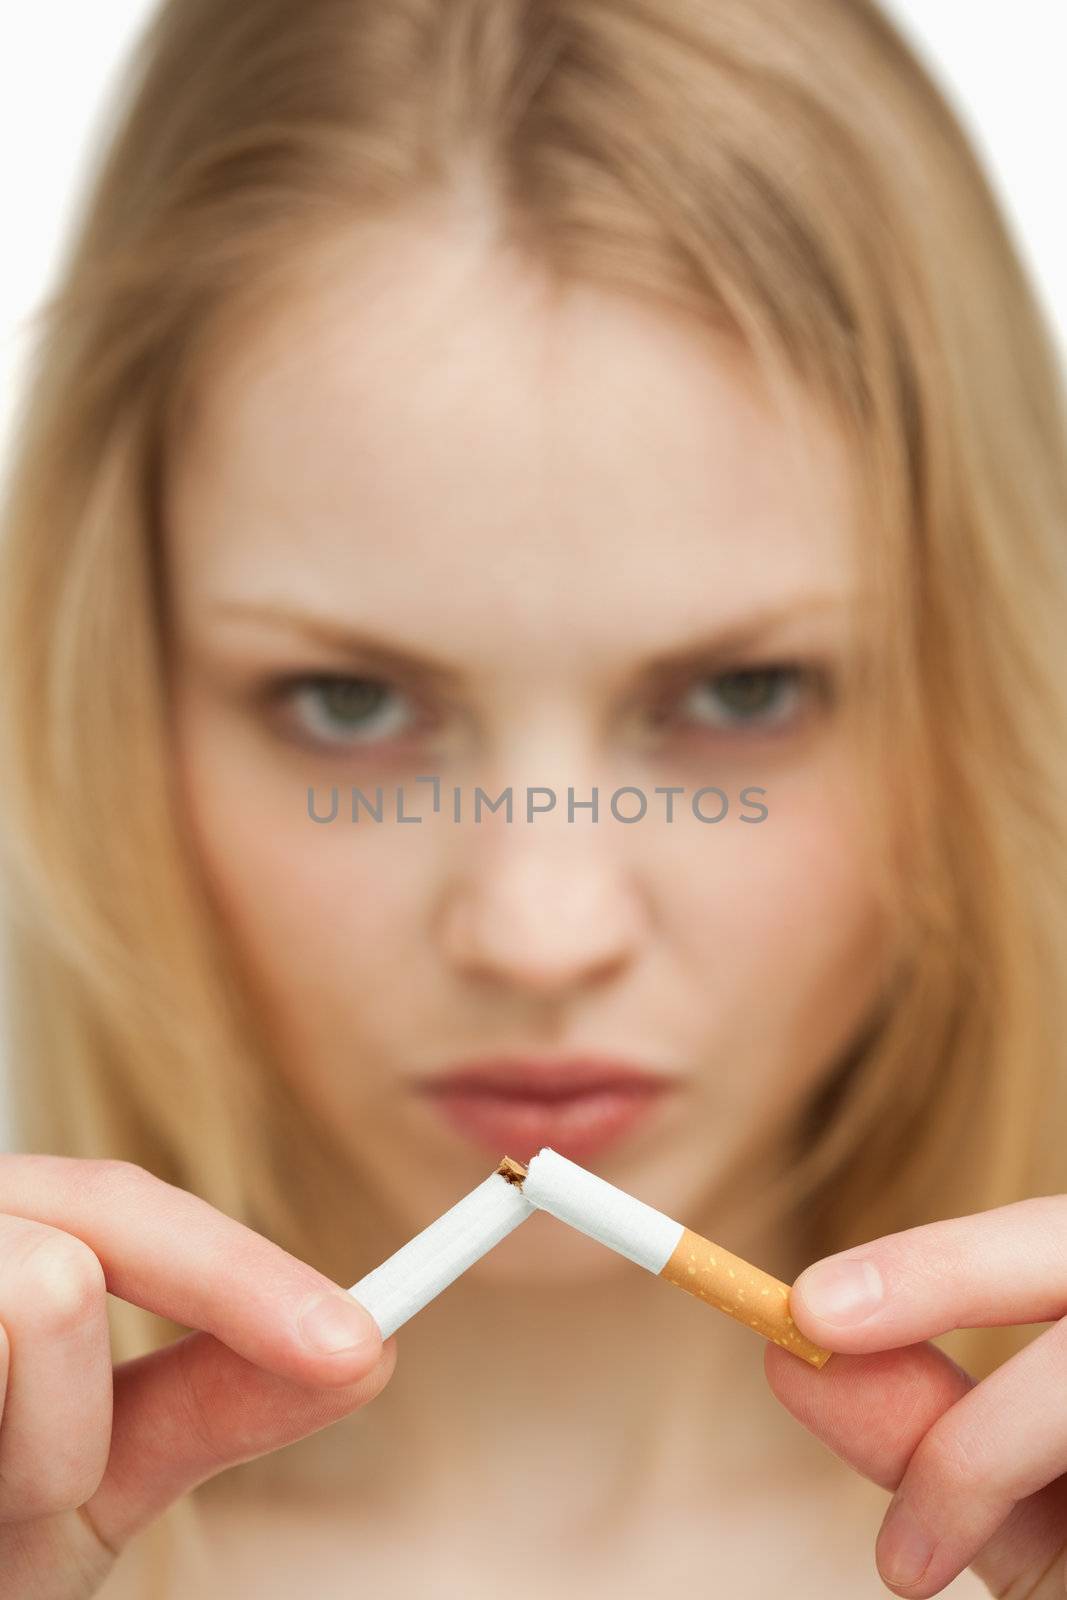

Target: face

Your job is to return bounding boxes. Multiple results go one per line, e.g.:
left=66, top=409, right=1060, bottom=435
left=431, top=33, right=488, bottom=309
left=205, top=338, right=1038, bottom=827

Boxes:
left=164, top=215, right=893, bottom=1281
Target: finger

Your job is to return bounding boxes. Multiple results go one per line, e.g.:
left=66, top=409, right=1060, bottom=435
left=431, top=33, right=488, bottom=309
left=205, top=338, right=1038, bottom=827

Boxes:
left=0, top=1155, right=380, bottom=1385
left=765, top=1339, right=1067, bottom=1598
left=788, top=1194, right=1067, bottom=1353
left=765, top=1338, right=974, bottom=1492
left=0, top=1319, right=8, bottom=1431
left=82, top=1326, right=398, bottom=1553
left=0, top=1215, right=112, bottom=1522
left=876, top=1315, right=1067, bottom=1595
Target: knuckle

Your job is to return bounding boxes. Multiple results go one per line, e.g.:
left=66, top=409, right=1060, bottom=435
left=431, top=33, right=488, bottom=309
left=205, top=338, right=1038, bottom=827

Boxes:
left=21, top=1232, right=106, bottom=1334
left=66, top=1439, right=111, bottom=1511
left=916, top=1414, right=983, bottom=1495
left=77, top=1156, right=175, bottom=1213
left=172, top=1334, right=227, bottom=1467
left=0, top=1402, right=111, bottom=1521
left=90, top=1157, right=154, bottom=1196
left=0, top=1454, right=109, bottom=1524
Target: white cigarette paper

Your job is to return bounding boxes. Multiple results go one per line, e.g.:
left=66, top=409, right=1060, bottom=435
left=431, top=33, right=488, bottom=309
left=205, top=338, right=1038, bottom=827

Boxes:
left=519, top=1147, right=833, bottom=1368
left=346, top=1169, right=534, bottom=1338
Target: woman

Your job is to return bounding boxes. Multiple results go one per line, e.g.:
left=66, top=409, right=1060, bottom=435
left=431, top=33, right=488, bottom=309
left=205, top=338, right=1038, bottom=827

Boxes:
left=2, top=0, right=1066, bottom=1595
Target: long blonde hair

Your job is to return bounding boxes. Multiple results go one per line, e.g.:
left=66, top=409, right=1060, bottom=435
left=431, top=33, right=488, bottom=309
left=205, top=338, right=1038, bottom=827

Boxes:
left=2, top=0, right=1066, bottom=1555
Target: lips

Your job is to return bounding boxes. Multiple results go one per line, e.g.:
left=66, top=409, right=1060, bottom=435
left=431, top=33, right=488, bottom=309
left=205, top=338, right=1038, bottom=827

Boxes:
left=413, top=1058, right=680, bottom=1163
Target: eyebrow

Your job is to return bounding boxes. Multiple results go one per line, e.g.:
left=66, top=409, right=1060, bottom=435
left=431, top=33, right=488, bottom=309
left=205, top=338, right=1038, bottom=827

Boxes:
left=207, top=591, right=855, bottom=684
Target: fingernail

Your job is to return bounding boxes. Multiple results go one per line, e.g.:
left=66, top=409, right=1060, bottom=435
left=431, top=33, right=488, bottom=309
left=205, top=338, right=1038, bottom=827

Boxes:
left=878, top=1497, right=936, bottom=1589
left=797, top=1256, right=884, bottom=1325
left=298, top=1290, right=381, bottom=1355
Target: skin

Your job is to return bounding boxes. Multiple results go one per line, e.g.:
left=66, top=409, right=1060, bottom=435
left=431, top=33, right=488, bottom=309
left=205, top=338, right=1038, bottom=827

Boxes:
left=3, top=213, right=1063, bottom=1597
left=160, top=212, right=893, bottom=1585
left=782, top=1205, right=1067, bottom=1595
left=164, top=213, right=891, bottom=1283
left=0, top=1155, right=394, bottom=1598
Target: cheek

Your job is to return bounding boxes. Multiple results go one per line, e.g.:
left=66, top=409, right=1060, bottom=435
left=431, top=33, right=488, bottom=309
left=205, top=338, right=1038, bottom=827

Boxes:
left=737, top=798, right=887, bottom=974
left=171, top=692, right=422, bottom=1038
left=777, top=810, right=892, bottom=1059
left=665, top=765, right=892, bottom=1087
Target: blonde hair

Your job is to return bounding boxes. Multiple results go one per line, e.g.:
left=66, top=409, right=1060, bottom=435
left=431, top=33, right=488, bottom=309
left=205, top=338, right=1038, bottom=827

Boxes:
left=2, top=0, right=1067, bottom=1582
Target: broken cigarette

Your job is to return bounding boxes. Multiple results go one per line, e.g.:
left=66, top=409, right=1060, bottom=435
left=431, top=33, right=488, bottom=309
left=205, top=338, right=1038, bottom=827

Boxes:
left=504, top=1147, right=833, bottom=1369
left=346, top=1167, right=535, bottom=1338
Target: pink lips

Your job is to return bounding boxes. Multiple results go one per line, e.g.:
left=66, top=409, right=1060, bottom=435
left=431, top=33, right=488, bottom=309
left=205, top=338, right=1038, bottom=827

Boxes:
left=413, top=1057, right=681, bottom=1163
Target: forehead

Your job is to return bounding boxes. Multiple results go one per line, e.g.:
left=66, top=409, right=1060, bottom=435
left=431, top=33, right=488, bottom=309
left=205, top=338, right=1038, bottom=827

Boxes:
left=165, top=223, right=858, bottom=666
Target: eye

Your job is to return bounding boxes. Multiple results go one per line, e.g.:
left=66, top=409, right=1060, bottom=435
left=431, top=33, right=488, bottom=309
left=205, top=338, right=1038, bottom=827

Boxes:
left=671, top=663, right=826, bottom=735
left=273, top=674, right=418, bottom=748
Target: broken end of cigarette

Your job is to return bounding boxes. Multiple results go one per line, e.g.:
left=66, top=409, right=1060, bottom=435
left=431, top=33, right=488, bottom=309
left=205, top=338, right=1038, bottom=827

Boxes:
left=493, top=1153, right=834, bottom=1369
left=497, top=1155, right=529, bottom=1187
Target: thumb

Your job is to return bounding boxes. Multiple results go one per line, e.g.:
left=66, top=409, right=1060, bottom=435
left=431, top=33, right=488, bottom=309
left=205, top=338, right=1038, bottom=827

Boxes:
left=83, top=1325, right=396, bottom=1553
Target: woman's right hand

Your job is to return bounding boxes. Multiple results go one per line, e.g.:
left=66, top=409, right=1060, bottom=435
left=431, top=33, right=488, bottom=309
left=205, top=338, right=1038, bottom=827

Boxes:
left=0, top=1153, right=395, bottom=1599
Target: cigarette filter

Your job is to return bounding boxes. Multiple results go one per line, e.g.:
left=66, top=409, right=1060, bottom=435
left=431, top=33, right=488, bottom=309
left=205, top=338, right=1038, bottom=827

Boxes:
left=508, top=1148, right=832, bottom=1369
left=347, top=1168, right=534, bottom=1338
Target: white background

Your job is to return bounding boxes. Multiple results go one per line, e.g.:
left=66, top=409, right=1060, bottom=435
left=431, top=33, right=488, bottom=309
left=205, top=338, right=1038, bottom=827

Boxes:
left=0, top=3, right=1064, bottom=1150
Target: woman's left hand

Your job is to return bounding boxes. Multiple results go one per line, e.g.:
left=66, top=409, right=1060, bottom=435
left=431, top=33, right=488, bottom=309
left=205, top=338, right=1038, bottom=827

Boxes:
left=764, top=1194, right=1067, bottom=1597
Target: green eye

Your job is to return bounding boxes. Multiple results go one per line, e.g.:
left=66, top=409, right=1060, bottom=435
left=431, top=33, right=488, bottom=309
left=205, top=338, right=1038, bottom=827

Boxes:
left=316, top=679, right=387, bottom=723
left=680, top=666, right=808, bottom=731
left=287, top=675, right=414, bottom=744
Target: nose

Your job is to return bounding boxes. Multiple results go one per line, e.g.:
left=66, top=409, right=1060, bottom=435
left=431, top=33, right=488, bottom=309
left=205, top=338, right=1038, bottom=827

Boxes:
left=437, top=824, right=648, bottom=999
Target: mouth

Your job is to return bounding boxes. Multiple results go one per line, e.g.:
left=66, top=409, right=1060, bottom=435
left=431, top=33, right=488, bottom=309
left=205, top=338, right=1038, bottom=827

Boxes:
left=412, top=1058, right=682, bottom=1163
